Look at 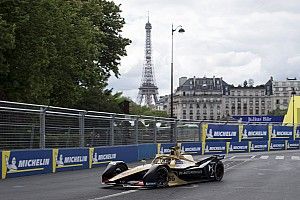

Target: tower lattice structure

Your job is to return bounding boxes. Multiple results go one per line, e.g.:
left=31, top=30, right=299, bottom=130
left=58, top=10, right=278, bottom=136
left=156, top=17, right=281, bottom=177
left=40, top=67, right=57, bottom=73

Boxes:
left=137, top=16, right=158, bottom=106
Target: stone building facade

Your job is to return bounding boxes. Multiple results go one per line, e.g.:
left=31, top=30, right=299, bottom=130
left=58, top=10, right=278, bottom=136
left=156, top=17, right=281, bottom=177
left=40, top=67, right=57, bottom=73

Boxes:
left=169, top=76, right=274, bottom=120
left=272, top=78, right=300, bottom=110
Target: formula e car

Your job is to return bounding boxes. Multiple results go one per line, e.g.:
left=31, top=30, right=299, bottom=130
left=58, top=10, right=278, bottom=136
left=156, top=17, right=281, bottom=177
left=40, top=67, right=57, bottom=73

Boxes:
left=102, top=146, right=224, bottom=188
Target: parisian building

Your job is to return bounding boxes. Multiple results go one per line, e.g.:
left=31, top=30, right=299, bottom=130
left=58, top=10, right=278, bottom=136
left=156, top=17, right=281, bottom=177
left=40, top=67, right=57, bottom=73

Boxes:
left=272, top=78, right=300, bottom=110
left=161, top=76, right=274, bottom=120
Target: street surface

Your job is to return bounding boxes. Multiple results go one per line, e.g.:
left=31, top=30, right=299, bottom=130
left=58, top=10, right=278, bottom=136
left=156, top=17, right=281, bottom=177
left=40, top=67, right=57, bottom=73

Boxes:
left=1, top=150, right=300, bottom=200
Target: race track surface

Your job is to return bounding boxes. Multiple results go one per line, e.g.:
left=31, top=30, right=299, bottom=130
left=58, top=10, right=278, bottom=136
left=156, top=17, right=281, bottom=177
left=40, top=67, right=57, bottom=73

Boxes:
left=1, top=150, right=300, bottom=200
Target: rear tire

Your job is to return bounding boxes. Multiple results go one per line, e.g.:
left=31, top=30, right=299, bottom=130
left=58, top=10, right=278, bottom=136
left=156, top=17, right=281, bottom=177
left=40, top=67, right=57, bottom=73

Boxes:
left=213, top=161, right=224, bottom=181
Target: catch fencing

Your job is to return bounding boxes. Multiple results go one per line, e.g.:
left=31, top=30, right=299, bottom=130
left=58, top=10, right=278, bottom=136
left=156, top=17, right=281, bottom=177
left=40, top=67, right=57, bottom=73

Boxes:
left=0, top=101, right=211, bottom=150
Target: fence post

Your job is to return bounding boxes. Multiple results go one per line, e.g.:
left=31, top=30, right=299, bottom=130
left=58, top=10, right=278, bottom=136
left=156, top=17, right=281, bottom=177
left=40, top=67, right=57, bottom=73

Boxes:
left=198, top=122, right=202, bottom=142
left=79, top=112, right=86, bottom=147
left=39, top=107, right=46, bottom=149
left=135, top=117, right=139, bottom=144
left=174, top=119, right=178, bottom=143
left=153, top=118, right=157, bottom=143
left=110, top=114, right=115, bottom=146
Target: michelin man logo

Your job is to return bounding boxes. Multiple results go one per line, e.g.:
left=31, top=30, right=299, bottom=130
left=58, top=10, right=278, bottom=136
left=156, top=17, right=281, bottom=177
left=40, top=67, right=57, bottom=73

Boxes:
left=251, top=144, right=255, bottom=150
left=56, top=154, right=64, bottom=166
left=296, top=129, right=300, bottom=138
left=6, top=157, right=18, bottom=172
left=93, top=153, right=98, bottom=163
left=229, top=145, right=233, bottom=152
left=271, top=129, right=276, bottom=138
left=242, top=129, right=248, bottom=138
left=205, top=145, right=209, bottom=153
left=206, top=129, right=213, bottom=138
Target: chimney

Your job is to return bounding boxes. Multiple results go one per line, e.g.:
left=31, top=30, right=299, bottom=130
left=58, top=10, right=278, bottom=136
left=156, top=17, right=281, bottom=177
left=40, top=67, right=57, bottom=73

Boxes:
left=179, top=77, right=187, bottom=86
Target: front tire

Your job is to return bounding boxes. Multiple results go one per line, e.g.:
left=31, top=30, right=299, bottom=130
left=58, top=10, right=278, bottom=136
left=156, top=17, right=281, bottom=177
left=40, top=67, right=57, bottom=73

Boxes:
left=143, top=165, right=169, bottom=188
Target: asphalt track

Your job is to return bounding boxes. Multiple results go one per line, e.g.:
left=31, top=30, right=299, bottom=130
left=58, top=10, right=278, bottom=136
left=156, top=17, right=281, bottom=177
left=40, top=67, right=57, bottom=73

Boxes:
left=1, top=150, right=300, bottom=200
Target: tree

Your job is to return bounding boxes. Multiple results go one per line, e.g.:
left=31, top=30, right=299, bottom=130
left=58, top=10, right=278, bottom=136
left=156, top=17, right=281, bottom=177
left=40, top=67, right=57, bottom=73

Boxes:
left=0, top=0, right=131, bottom=112
left=243, top=80, right=248, bottom=87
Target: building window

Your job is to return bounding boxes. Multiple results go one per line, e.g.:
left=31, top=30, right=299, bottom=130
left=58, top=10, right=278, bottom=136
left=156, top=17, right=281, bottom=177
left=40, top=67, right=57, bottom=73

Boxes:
left=276, top=99, right=280, bottom=104
left=183, top=104, right=186, bottom=108
left=189, top=104, right=193, bottom=108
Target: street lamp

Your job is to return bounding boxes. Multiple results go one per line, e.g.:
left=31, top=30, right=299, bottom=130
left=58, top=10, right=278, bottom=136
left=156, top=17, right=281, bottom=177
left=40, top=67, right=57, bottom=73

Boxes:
left=171, top=24, right=185, bottom=118
left=291, top=87, right=296, bottom=125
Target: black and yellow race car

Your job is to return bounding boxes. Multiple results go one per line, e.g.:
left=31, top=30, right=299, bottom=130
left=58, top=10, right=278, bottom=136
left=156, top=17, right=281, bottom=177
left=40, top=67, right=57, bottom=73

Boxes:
left=102, top=146, right=224, bottom=188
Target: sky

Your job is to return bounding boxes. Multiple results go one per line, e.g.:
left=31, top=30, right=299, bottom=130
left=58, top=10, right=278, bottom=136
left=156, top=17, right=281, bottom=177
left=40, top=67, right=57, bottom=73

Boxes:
left=108, top=0, right=300, bottom=102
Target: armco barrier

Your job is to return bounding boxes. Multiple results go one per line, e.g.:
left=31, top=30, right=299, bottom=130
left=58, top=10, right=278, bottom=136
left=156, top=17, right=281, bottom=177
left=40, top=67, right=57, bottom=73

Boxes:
left=53, top=148, right=89, bottom=173
left=90, top=145, right=138, bottom=168
left=1, top=149, right=52, bottom=179
left=137, top=144, right=156, bottom=160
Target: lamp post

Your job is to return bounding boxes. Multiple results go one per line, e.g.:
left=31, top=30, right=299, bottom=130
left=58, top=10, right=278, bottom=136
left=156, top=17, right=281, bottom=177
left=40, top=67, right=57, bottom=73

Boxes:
left=170, top=24, right=185, bottom=118
left=291, top=87, right=296, bottom=125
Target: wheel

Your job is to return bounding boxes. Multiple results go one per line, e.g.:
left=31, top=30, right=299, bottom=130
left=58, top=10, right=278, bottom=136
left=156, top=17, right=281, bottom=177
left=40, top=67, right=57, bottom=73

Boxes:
left=113, top=164, right=128, bottom=176
left=102, top=162, right=128, bottom=183
left=155, top=167, right=168, bottom=187
left=213, top=161, right=224, bottom=181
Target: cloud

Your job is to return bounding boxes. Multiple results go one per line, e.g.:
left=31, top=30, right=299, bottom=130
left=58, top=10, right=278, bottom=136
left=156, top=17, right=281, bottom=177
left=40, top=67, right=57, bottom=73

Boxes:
left=110, top=0, right=300, bottom=100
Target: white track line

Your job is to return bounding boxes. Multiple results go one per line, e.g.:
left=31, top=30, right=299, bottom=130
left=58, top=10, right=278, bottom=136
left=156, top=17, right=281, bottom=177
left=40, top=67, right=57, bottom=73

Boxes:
left=275, top=156, right=284, bottom=160
left=291, top=156, right=300, bottom=160
left=88, top=190, right=138, bottom=200
left=250, top=155, right=256, bottom=159
left=260, top=155, right=269, bottom=160
left=229, top=156, right=236, bottom=160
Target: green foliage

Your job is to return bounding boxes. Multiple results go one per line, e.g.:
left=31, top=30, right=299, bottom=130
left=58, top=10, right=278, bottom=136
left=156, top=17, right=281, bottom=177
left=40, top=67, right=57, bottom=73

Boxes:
left=268, top=108, right=287, bottom=116
left=0, top=0, right=131, bottom=112
left=128, top=100, right=168, bottom=117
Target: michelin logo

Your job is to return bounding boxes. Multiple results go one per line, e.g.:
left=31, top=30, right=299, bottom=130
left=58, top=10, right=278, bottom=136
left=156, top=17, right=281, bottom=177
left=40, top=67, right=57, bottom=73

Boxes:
left=56, top=154, right=87, bottom=166
left=205, top=145, right=225, bottom=153
left=160, top=147, right=171, bottom=154
left=296, top=129, right=300, bottom=138
left=229, top=145, right=247, bottom=152
left=272, top=129, right=292, bottom=138
left=270, top=143, right=284, bottom=149
left=251, top=144, right=267, bottom=150
left=181, top=146, right=201, bottom=152
left=93, top=153, right=116, bottom=163
left=207, top=128, right=236, bottom=138
left=6, top=157, right=50, bottom=172
left=243, top=129, right=267, bottom=138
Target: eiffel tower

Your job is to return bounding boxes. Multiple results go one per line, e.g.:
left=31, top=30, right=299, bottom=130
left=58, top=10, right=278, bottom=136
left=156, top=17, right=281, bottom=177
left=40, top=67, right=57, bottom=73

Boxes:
left=137, top=15, right=159, bottom=106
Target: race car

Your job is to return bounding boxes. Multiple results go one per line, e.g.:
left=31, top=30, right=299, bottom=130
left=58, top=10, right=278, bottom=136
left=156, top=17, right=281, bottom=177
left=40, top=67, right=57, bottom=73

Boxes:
left=101, top=146, right=224, bottom=188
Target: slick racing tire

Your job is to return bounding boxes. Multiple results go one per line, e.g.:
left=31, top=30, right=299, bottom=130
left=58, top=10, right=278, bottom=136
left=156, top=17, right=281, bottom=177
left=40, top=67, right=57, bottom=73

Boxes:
left=155, top=167, right=168, bottom=187
left=102, top=162, right=128, bottom=183
left=213, top=161, right=224, bottom=181
left=143, top=166, right=169, bottom=188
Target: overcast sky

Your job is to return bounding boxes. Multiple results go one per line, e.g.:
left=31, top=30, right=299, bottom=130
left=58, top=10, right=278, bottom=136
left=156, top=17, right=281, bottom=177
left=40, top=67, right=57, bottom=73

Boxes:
left=108, top=0, right=300, bottom=101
